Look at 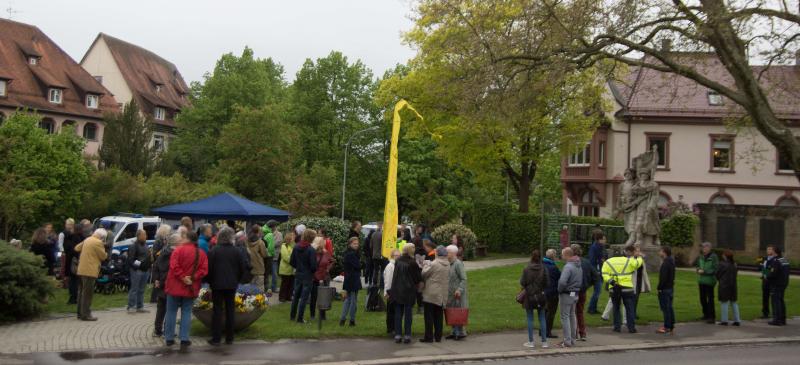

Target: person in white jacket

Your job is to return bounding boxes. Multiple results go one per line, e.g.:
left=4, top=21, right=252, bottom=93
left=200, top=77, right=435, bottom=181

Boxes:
left=384, top=249, right=401, bottom=336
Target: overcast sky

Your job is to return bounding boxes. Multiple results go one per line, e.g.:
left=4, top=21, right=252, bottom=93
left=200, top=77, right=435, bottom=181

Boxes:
left=3, top=0, right=417, bottom=83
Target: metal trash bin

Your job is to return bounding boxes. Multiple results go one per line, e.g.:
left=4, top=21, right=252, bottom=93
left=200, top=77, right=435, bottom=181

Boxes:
left=316, top=286, right=335, bottom=311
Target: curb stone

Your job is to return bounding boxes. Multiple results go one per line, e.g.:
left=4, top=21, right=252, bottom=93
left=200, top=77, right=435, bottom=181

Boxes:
left=297, top=336, right=800, bottom=365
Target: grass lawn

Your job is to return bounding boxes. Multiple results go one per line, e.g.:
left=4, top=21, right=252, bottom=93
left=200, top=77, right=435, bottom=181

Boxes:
left=44, top=280, right=152, bottom=315
left=193, top=263, right=799, bottom=340
left=470, top=252, right=528, bottom=261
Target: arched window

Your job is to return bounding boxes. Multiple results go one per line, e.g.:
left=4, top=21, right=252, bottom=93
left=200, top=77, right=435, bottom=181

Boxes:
left=61, top=120, right=76, bottom=133
left=83, top=122, right=98, bottom=140
left=39, top=118, right=55, bottom=134
left=709, top=192, right=733, bottom=205
left=776, top=195, right=799, bottom=207
left=578, top=190, right=600, bottom=217
left=657, top=192, right=672, bottom=209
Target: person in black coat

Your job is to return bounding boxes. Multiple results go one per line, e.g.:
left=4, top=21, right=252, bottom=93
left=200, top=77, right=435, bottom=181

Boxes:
left=766, top=246, right=790, bottom=326
left=62, top=223, right=84, bottom=305
left=391, top=243, right=422, bottom=344
left=152, top=233, right=180, bottom=337
left=206, top=227, right=247, bottom=346
left=289, top=229, right=318, bottom=323
left=716, top=250, right=740, bottom=326
left=657, top=246, right=676, bottom=334
left=542, top=249, right=561, bottom=338
left=340, top=237, right=362, bottom=326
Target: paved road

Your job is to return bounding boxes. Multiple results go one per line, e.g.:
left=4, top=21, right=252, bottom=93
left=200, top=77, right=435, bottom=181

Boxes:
left=474, top=343, right=800, bottom=365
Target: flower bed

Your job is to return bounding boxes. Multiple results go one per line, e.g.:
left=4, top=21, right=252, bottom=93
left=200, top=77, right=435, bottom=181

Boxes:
left=193, top=284, right=269, bottom=331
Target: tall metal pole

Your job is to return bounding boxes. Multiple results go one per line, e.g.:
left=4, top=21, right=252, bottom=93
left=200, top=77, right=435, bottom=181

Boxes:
left=341, top=126, right=379, bottom=220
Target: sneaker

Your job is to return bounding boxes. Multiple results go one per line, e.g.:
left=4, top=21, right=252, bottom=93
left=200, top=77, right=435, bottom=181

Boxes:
left=554, top=342, right=571, bottom=348
left=394, top=336, right=402, bottom=344
left=127, top=308, right=136, bottom=314
left=523, top=342, right=535, bottom=348
left=732, top=322, right=740, bottom=327
left=165, top=340, right=175, bottom=347
left=349, top=320, right=356, bottom=327
left=541, top=342, right=549, bottom=348
left=136, top=308, right=149, bottom=313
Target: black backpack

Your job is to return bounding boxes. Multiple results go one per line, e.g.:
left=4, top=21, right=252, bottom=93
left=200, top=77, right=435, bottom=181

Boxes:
left=365, top=287, right=386, bottom=312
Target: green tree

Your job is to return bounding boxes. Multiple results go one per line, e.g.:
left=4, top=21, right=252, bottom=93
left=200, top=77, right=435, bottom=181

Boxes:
left=166, top=47, right=287, bottom=181
left=99, top=100, right=156, bottom=176
left=379, top=0, right=607, bottom=212
left=289, top=51, right=381, bottom=168
left=0, top=112, right=89, bottom=239
left=216, top=107, right=299, bottom=202
left=278, top=163, right=339, bottom=216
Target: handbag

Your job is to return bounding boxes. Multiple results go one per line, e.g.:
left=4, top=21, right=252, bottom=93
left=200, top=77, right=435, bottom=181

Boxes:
left=515, top=288, right=526, bottom=304
left=70, top=257, right=79, bottom=275
left=445, top=300, right=469, bottom=326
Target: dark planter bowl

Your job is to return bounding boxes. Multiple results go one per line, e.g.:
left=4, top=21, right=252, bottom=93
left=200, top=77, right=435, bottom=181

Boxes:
left=193, top=308, right=265, bottom=332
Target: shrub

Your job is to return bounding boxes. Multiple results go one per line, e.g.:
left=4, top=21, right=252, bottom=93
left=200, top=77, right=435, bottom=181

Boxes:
left=661, top=213, right=699, bottom=247
left=281, top=216, right=350, bottom=274
left=0, top=242, right=55, bottom=321
left=431, top=223, right=478, bottom=260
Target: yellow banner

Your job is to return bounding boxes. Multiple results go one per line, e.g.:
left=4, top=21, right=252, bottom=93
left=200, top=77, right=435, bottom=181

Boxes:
left=382, top=100, right=422, bottom=258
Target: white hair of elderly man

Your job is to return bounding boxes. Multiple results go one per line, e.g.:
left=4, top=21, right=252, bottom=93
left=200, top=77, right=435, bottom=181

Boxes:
left=93, top=228, right=108, bottom=239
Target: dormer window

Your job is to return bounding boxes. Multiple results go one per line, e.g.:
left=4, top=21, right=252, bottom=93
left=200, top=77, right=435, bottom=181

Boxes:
left=28, top=57, right=40, bottom=65
left=155, top=84, right=162, bottom=94
left=0, top=80, right=6, bottom=97
left=708, top=90, right=723, bottom=106
left=154, top=107, right=165, bottom=120
left=48, top=88, right=63, bottom=104
left=86, top=94, right=99, bottom=109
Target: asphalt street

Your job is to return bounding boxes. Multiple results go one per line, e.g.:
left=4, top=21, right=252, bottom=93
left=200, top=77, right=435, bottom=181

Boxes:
left=466, top=343, right=800, bottom=365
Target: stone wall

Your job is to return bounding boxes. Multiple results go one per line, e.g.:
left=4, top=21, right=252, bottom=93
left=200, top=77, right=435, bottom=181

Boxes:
left=697, top=204, right=799, bottom=262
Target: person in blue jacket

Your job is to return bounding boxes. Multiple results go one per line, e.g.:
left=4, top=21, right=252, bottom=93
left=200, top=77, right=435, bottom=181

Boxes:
left=543, top=249, right=561, bottom=338
left=586, top=235, right=608, bottom=314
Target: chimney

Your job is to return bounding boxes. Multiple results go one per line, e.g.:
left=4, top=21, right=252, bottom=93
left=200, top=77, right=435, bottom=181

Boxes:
left=661, top=39, right=672, bottom=52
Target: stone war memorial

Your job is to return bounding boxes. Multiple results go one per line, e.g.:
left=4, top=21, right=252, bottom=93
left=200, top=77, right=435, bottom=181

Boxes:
left=619, top=145, right=663, bottom=271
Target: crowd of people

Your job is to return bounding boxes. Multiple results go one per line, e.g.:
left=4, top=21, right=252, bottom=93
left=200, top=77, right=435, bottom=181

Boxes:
left=516, top=231, right=792, bottom=349
left=20, top=218, right=792, bottom=352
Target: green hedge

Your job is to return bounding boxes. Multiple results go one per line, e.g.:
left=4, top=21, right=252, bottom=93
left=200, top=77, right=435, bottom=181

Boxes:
left=504, top=213, right=541, bottom=254
left=467, top=202, right=509, bottom=253
left=0, top=242, right=54, bottom=322
left=661, top=214, right=699, bottom=247
left=280, top=216, right=351, bottom=275
left=570, top=216, right=624, bottom=226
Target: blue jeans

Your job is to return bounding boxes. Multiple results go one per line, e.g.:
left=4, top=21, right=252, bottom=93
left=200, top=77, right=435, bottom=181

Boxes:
left=127, top=270, right=149, bottom=310
left=611, top=290, right=636, bottom=331
left=394, top=303, right=413, bottom=338
left=720, top=301, right=740, bottom=323
left=526, top=307, right=547, bottom=343
left=587, top=277, right=603, bottom=312
left=658, top=289, right=675, bottom=329
left=452, top=325, right=466, bottom=337
left=164, top=295, right=194, bottom=342
left=340, top=290, right=359, bottom=321
left=270, top=259, right=279, bottom=292
left=290, top=277, right=312, bottom=321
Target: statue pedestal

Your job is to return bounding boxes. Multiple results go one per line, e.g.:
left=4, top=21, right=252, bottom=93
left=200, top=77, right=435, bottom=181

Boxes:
left=642, top=246, right=663, bottom=274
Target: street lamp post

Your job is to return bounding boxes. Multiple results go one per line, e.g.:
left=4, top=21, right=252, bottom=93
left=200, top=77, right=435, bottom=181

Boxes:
left=341, top=126, right=380, bottom=220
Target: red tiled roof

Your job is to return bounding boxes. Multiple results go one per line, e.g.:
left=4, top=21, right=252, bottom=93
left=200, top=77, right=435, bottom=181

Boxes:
left=87, top=33, right=190, bottom=127
left=0, top=18, right=117, bottom=119
left=610, top=53, right=800, bottom=121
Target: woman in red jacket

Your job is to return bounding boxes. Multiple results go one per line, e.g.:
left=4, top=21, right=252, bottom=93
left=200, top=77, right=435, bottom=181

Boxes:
left=309, top=237, right=333, bottom=320
left=164, top=235, right=208, bottom=350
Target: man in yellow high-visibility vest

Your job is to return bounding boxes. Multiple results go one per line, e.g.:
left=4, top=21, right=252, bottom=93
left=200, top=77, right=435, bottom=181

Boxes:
left=602, top=245, right=643, bottom=333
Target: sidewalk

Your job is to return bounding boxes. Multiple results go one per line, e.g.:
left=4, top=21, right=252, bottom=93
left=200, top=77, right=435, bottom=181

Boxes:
left=0, top=257, right=529, bottom=355
left=5, top=318, right=798, bottom=365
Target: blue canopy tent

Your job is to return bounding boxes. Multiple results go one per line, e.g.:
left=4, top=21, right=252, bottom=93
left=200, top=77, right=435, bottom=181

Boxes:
left=151, top=192, right=291, bottom=222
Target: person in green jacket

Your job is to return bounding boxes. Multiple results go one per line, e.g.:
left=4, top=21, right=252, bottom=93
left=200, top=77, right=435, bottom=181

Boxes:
left=278, top=233, right=296, bottom=303
left=695, top=242, right=719, bottom=324
left=262, top=220, right=279, bottom=293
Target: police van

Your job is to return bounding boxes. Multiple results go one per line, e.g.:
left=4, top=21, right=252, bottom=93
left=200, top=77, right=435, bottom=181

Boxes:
left=94, top=213, right=162, bottom=251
